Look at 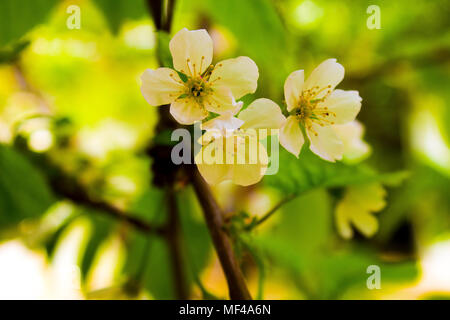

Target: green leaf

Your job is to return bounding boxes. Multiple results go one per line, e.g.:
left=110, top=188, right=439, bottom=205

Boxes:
left=79, top=214, right=114, bottom=280
left=254, top=189, right=418, bottom=298
left=317, top=248, right=418, bottom=299
left=0, top=0, right=58, bottom=46
left=0, top=145, right=55, bottom=229
left=201, top=0, right=292, bottom=95
left=44, top=209, right=79, bottom=259
left=156, top=31, right=173, bottom=68
left=178, top=187, right=211, bottom=279
left=265, top=148, right=408, bottom=195
left=122, top=186, right=211, bottom=299
left=93, top=0, right=148, bottom=34
left=255, top=189, right=332, bottom=298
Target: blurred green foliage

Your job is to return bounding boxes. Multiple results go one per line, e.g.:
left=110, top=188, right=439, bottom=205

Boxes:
left=0, top=0, right=448, bottom=299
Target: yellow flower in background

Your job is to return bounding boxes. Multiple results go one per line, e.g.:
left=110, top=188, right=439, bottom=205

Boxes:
left=335, top=183, right=387, bottom=239
left=195, top=98, right=286, bottom=186
left=279, top=59, right=362, bottom=161
left=140, top=28, right=259, bottom=125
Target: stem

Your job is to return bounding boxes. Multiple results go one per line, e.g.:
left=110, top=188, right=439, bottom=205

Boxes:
left=147, top=0, right=251, bottom=300
left=146, top=0, right=190, bottom=299
left=191, top=169, right=252, bottom=300
left=249, top=193, right=297, bottom=230
left=165, top=187, right=189, bottom=299
left=46, top=160, right=166, bottom=236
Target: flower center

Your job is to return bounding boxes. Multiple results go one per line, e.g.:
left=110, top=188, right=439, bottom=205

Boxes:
left=291, top=85, right=336, bottom=135
left=295, top=98, right=313, bottom=120
left=186, top=77, right=211, bottom=100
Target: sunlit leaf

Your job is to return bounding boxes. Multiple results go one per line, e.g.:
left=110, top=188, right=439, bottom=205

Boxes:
left=265, top=148, right=408, bottom=195
left=93, top=0, right=148, bottom=34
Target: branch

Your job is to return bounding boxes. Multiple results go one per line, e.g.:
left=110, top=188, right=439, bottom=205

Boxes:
left=45, top=160, right=166, bottom=236
left=13, top=59, right=166, bottom=237
left=248, top=193, right=297, bottom=230
left=191, top=168, right=252, bottom=300
left=165, top=186, right=189, bottom=299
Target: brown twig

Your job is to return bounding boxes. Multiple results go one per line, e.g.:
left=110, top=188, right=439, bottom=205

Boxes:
left=145, top=0, right=252, bottom=299
left=164, top=186, right=189, bottom=299
left=45, top=161, right=166, bottom=236
left=145, top=0, right=191, bottom=300
left=249, top=193, right=297, bottom=230
left=191, top=169, right=252, bottom=300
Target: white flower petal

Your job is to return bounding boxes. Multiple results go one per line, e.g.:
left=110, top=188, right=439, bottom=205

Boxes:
left=221, top=101, right=243, bottom=117
left=304, top=59, right=344, bottom=97
left=279, top=116, right=304, bottom=158
left=210, top=56, right=258, bottom=99
left=169, top=28, right=213, bottom=77
left=333, top=120, right=370, bottom=162
left=170, top=98, right=208, bottom=125
left=195, top=138, right=233, bottom=185
left=140, top=68, right=184, bottom=106
left=204, top=86, right=236, bottom=114
left=202, top=115, right=244, bottom=136
left=196, top=162, right=232, bottom=185
left=231, top=137, right=268, bottom=186
left=239, top=98, right=286, bottom=130
left=320, top=89, right=361, bottom=124
left=307, top=123, right=343, bottom=162
left=284, top=70, right=304, bottom=112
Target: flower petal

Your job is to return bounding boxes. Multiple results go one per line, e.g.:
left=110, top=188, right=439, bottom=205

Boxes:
left=304, top=59, right=344, bottom=97
left=140, top=68, right=184, bottom=106
left=202, top=114, right=244, bottom=137
left=335, top=201, right=354, bottom=239
left=204, top=86, right=237, bottom=114
left=352, top=211, right=379, bottom=238
left=239, top=98, right=286, bottom=130
left=195, top=140, right=232, bottom=185
left=307, top=123, right=343, bottom=162
left=333, top=120, right=370, bottom=162
left=279, top=116, right=304, bottom=158
left=320, top=89, right=361, bottom=124
left=357, top=183, right=387, bottom=212
left=335, top=183, right=386, bottom=239
left=169, top=28, right=213, bottom=77
left=209, top=56, right=258, bottom=99
left=231, top=137, right=268, bottom=186
left=170, top=98, right=208, bottom=125
left=284, top=70, right=304, bottom=112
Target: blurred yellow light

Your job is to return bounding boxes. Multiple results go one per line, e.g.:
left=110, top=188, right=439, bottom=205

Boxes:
left=32, top=38, right=97, bottom=59
left=108, top=175, right=137, bottom=194
left=87, top=236, right=125, bottom=292
left=0, top=121, right=12, bottom=143
left=421, top=239, right=450, bottom=291
left=0, top=241, right=47, bottom=299
left=29, top=129, right=53, bottom=152
left=293, top=0, right=323, bottom=27
left=410, top=108, right=450, bottom=175
left=78, top=120, right=138, bottom=160
left=123, top=24, right=155, bottom=50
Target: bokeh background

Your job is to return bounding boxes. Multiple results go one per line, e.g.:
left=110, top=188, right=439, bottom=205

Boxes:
left=0, top=0, right=449, bottom=299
